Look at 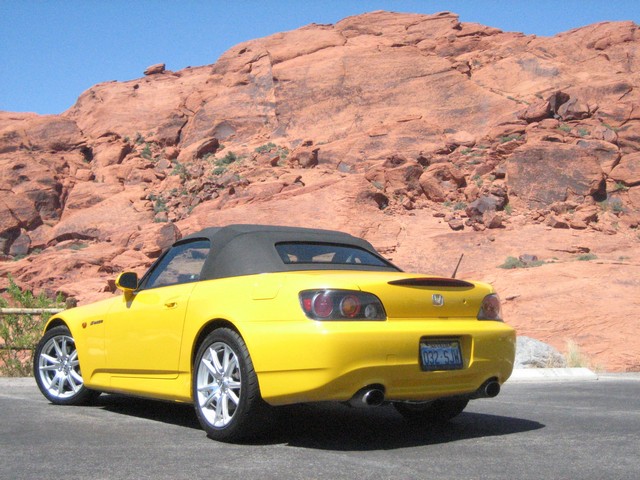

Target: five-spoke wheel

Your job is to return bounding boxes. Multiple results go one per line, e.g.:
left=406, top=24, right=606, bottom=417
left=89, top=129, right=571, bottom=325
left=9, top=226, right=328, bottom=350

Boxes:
left=33, top=325, right=98, bottom=405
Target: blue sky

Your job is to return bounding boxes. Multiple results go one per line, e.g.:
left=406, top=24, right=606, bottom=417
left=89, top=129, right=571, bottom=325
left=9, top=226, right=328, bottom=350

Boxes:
left=1, top=0, right=639, bottom=115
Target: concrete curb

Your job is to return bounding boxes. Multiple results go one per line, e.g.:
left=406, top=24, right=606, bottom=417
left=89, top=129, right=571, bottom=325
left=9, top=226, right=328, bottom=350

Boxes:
left=0, top=377, right=35, bottom=387
left=509, top=367, right=599, bottom=382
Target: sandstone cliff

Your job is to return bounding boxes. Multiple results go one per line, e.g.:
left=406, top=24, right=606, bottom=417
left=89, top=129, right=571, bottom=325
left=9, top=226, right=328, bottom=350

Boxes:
left=1, top=11, right=639, bottom=371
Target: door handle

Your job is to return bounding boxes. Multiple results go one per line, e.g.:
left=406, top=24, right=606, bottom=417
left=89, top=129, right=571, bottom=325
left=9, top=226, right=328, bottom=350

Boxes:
left=164, top=301, right=178, bottom=309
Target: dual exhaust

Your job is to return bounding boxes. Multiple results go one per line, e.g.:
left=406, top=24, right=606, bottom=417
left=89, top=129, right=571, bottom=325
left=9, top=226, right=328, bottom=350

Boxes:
left=348, top=378, right=501, bottom=408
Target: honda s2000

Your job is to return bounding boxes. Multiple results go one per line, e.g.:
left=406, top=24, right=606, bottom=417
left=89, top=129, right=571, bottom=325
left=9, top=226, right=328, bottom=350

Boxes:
left=34, top=224, right=515, bottom=441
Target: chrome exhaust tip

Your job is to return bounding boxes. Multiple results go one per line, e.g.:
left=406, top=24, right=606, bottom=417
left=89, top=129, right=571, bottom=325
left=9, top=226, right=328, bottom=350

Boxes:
left=471, top=379, right=501, bottom=399
left=483, top=381, right=501, bottom=398
left=349, top=386, right=385, bottom=408
left=362, top=388, right=385, bottom=406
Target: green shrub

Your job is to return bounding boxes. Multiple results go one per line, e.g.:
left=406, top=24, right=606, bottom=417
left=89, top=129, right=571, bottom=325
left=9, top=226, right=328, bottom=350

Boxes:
left=277, top=146, right=290, bottom=160
left=67, top=243, right=88, bottom=251
left=254, top=143, right=289, bottom=160
left=612, top=182, right=629, bottom=192
left=441, top=201, right=467, bottom=211
left=577, top=253, right=598, bottom=261
left=599, top=198, right=624, bottom=214
left=216, top=151, right=238, bottom=166
left=498, top=256, right=545, bottom=269
left=255, top=142, right=277, bottom=154
left=154, top=197, right=168, bottom=214
left=499, top=256, right=526, bottom=269
left=171, top=161, right=191, bottom=182
left=499, top=134, right=523, bottom=143
left=0, top=276, right=64, bottom=376
left=149, top=193, right=168, bottom=214
left=134, top=132, right=145, bottom=145
left=141, top=143, right=153, bottom=160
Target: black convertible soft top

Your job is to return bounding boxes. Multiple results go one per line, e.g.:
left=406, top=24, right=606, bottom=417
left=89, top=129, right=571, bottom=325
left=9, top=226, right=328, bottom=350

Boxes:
left=178, top=224, right=400, bottom=280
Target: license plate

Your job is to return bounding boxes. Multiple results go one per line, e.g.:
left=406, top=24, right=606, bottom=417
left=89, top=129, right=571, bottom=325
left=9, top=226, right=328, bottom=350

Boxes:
left=420, top=340, right=463, bottom=371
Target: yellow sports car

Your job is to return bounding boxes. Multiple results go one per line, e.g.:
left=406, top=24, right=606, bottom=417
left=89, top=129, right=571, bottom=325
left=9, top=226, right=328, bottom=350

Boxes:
left=34, top=224, right=515, bottom=441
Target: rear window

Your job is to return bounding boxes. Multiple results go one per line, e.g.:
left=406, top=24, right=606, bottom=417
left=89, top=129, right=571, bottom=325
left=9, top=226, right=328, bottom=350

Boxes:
left=275, top=242, right=391, bottom=267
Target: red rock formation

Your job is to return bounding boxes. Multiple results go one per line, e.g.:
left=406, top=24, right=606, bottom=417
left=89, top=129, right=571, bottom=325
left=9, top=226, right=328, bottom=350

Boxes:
left=1, top=11, right=639, bottom=371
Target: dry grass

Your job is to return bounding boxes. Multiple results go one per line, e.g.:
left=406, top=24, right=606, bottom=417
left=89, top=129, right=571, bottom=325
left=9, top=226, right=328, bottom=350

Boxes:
left=564, top=339, right=603, bottom=371
left=565, top=340, right=589, bottom=367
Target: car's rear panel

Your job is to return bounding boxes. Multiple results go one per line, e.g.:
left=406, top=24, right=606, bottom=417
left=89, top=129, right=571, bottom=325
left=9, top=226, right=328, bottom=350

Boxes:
left=220, top=270, right=516, bottom=406
left=353, top=273, right=491, bottom=320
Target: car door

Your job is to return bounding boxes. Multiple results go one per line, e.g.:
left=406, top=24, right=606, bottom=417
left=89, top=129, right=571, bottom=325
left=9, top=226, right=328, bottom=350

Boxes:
left=105, top=239, right=210, bottom=380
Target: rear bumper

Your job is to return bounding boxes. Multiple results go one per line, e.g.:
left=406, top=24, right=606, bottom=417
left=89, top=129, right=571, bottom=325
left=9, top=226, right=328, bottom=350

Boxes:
left=246, top=319, right=516, bottom=406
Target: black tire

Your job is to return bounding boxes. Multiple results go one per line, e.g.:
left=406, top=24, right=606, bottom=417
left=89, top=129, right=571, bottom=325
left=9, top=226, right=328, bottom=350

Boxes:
left=192, top=328, right=270, bottom=442
left=393, top=398, right=469, bottom=424
left=33, top=325, right=99, bottom=405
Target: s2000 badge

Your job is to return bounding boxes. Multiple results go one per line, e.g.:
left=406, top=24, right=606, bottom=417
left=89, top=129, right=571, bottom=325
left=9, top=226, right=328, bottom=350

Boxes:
left=432, top=294, right=444, bottom=306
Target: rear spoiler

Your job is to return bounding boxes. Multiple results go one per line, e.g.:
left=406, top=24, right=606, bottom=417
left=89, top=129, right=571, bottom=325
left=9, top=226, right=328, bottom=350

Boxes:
left=388, top=277, right=474, bottom=288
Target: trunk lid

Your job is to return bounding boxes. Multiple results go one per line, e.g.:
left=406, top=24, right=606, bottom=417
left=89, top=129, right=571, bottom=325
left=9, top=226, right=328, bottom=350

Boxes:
left=284, top=271, right=492, bottom=319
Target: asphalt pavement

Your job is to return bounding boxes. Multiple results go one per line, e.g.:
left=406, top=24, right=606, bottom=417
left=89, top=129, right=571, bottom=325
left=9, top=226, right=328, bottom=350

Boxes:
left=1, top=373, right=639, bottom=480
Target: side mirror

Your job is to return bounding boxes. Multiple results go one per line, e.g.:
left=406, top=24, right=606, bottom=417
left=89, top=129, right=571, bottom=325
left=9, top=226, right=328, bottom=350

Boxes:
left=115, top=272, right=138, bottom=293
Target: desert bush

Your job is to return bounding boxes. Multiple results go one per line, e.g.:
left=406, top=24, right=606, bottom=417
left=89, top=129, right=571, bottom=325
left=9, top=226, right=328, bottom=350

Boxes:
left=0, top=277, right=64, bottom=377
left=612, top=182, right=629, bottom=192
left=565, top=340, right=590, bottom=368
left=217, top=151, right=238, bottom=166
left=499, top=134, right=523, bottom=143
left=141, top=143, right=153, bottom=159
left=599, top=198, right=624, bottom=214
left=171, top=160, right=191, bottom=182
left=499, top=256, right=545, bottom=269
left=254, top=143, right=289, bottom=160
left=499, top=256, right=526, bottom=269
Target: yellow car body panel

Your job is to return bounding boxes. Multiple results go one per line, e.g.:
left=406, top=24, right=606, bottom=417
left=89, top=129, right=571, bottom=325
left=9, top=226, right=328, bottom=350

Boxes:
left=44, top=270, right=515, bottom=406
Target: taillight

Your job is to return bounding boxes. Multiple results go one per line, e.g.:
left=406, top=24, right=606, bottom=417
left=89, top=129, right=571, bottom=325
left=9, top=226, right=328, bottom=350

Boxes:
left=312, top=292, right=334, bottom=318
left=477, top=294, right=502, bottom=321
left=299, top=290, right=386, bottom=321
left=339, top=295, right=361, bottom=318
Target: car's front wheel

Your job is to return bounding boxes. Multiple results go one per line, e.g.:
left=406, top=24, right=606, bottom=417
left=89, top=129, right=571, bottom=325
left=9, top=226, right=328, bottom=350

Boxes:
left=393, top=398, right=469, bottom=423
left=193, top=328, right=270, bottom=441
left=33, top=325, right=98, bottom=405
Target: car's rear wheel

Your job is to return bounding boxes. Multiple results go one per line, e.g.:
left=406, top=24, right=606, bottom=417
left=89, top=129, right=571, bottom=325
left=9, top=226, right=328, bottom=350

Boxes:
left=33, top=325, right=98, bottom=405
left=393, top=398, right=469, bottom=423
left=193, top=328, right=269, bottom=441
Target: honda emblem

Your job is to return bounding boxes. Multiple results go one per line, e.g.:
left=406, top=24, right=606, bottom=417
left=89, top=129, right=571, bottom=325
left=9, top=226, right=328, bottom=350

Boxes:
left=432, top=294, right=444, bottom=306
